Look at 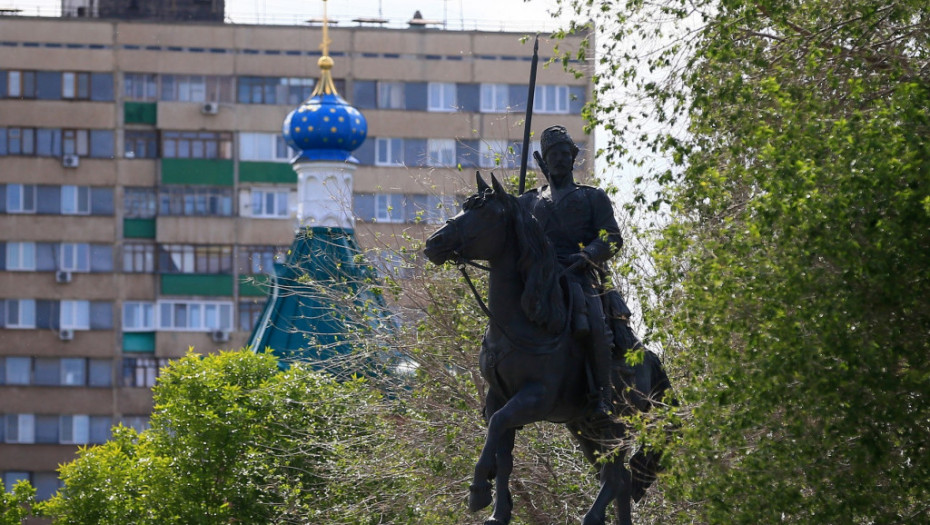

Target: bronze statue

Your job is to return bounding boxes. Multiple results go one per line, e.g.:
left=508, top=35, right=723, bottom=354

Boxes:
left=524, top=125, right=621, bottom=419
left=424, top=148, right=672, bottom=524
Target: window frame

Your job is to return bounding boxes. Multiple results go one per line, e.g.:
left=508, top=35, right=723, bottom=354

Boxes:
left=122, top=242, right=156, bottom=273
left=427, top=82, right=457, bottom=112
left=374, top=193, right=405, bottom=224
left=6, top=184, right=37, bottom=213
left=250, top=188, right=290, bottom=218
left=376, top=81, right=405, bottom=109
left=59, top=243, right=90, bottom=272
left=3, top=414, right=35, bottom=444
left=156, top=300, right=234, bottom=332
left=5, top=242, right=36, bottom=271
left=122, top=301, right=156, bottom=332
left=426, top=139, right=457, bottom=168
left=480, top=83, right=509, bottom=113
left=61, top=185, right=91, bottom=215
left=4, top=299, right=36, bottom=329
left=375, top=138, right=404, bottom=167
left=60, top=300, right=91, bottom=330
left=533, top=85, right=570, bottom=114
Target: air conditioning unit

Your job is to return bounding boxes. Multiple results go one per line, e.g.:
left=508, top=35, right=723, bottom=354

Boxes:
left=62, top=154, right=80, bottom=168
left=59, top=329, right=75, bottom=341
left=55, top=270, right=73, bottom=283
left=211, top=330, right=230, bottom=343
left=201, top=102, right=219, bottom=115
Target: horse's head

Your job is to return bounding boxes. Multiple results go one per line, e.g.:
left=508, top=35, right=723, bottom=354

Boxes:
left=424, top=173, right=513, bottom=266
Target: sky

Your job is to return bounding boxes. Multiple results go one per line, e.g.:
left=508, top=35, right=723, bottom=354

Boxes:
left=6, top=0, right=569, bottom=31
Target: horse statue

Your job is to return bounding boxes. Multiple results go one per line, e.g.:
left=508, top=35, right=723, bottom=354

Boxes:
left=424, top=173, right=672, bottom=525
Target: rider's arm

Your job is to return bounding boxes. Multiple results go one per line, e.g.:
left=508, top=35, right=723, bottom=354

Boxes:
left=580, top=189, right=623, bottom=265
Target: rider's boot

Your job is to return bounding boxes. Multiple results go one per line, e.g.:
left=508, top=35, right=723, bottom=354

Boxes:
left=570, top=282, right=590, bottom=339
left=590, top=308, right=614, bottom=420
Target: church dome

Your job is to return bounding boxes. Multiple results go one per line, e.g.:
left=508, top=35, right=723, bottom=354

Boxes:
left=282, top=56, right=367, bottom=163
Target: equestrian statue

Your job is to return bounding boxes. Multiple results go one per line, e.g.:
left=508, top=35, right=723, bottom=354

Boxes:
left=424, top=125, right=673, bottom=525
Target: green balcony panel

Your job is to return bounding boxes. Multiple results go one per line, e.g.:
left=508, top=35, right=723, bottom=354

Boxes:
left=124, top=101, right=157, bottom=125
left=161, top=274, right=234, bottom=296
left=124, top=218, right=156, bottom=238
left=239, top=274, right=272, bottom=297
left=161, top=158, right=234, bottom=186
left=239, top=161, right=297, bottom=184
left=123, top=332, right=156, bottom=353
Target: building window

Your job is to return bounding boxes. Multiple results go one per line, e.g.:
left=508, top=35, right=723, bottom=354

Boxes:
left=478, top=140, right=517, bottom=169
left=122, top=243, right=156, bottom=273
left=480, top=83, right=509, bottom=113
left=161, top=131, right=232, bottom=159
left=120, top=416, right=150, bottom=433
left=60, top=300, right=90, bottom=330
left=122, top=358, right=170, bottom=388
left=4, top=299, right=36, bottom=329
left=6, top=71, right=36, bottom=99
left=239, top=132, right=294, bottom=162
left=377, top=81, right=405, bottom=109
left=123, top=73, right=158, bottom=101
left=428, top=82, right=457, bottom=112
left=236, top=76, right=314, bottom=105
left=375, top=138, right=404, bottom=166
left=59, top=415, right=90, bottom=445
left=61, top=185, right=91, bottom=215
left=2, top=128, right=35, bottom=155
left=426, top=139, right=456, bottom=167
left=374, top=194, right=405, bottom=223
left=62, top=129, right=89, bottom=156
left=157, top=245, right=233, bottom=274
left=5, top=184, right=36, bottom=213
left=122, top=302, right=155, bottom=332
left=124, top=130, right=159, bottom=159
left=157, top=300, right=233, bottom=332
left=238, top=245, right=287, bottom=274
left=534, top=85, right=569, bottom=114
left=62, top=72, right=91, bottom=100
left=60, top=243, right=90, bottom=272
left=60, top=358, right=87, bottom=386
left=158, top=186, right=233, bottom=217
left=123, top=187, right=157, bottom=218
left=250, top=189, right=289, bottom=218
left=238, top=299, right=267, bottom=332
left=5, top=242, right=35, bottom=271
left=3, top=414, right=35, bottom=444
left=420, top=195, right=459, bottom=224
left=3, top=357, right=31, bottom=385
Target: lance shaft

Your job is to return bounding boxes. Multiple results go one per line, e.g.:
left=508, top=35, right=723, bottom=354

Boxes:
left=518, top=35, right=539, bottom=195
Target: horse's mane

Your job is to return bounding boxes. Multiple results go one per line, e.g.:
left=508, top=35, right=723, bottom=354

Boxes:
left=500, top=192, right=567, bottom=334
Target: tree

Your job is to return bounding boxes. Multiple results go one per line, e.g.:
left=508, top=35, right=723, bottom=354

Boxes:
left=554, top=0, right=930, bottom=522
left=43, top=350, right=394, bottom=524
left=0, top=480, right=37, bottom=525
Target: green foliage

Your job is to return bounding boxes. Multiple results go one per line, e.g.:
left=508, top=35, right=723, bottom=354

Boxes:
left=0, top=480, right=37, bottom=525
left=44, top=350, right=392, bottom=524
left=556, top=0, right=930, bottom=522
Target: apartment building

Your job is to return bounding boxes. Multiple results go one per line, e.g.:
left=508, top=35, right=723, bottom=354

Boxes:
left=0, top=10, right=590, bottom=496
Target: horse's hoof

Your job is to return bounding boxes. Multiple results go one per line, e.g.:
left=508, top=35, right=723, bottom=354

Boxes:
left=581, top=513, right=605, bottom=525
left=468, top=482, right=493, bottom=512
left=485, top=518, right=510, bottom=525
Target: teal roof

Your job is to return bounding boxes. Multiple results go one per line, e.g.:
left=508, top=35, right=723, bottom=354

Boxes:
left=248, top=226, right=390, bottom=369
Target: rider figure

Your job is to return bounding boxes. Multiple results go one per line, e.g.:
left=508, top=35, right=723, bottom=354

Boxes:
left=520, top=125, right=622, bottom=419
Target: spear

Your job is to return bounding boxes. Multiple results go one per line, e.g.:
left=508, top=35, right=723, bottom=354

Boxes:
left=518, top=35, right=539, bottom=195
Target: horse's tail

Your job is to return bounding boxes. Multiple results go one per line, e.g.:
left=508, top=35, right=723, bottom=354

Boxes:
left=628, top=349, right=677, bottom=503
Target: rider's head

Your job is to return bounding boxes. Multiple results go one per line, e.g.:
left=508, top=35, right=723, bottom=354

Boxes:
left=540, top=126, right=579, bottom=163
left=540, top=126, right=579, bottom=184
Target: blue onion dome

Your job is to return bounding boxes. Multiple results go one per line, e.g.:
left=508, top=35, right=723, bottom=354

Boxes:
left=283, top=55, right=368, bottom=163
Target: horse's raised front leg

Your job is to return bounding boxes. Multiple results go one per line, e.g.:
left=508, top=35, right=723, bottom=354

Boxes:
left=485, top=427, right=516, bottom=525
left=470, top=383, right=547, bottom=513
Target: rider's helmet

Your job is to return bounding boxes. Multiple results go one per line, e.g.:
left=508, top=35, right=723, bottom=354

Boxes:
left=540, top=125, right=579, bottom=161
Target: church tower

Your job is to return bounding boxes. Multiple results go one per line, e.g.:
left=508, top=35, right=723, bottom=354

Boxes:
left=248, top=1, right=380, bottom=365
